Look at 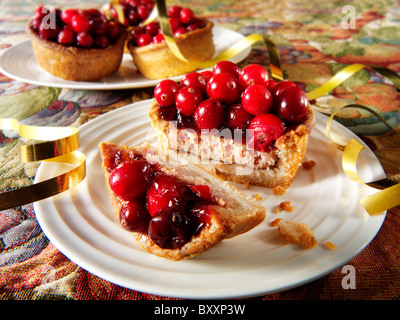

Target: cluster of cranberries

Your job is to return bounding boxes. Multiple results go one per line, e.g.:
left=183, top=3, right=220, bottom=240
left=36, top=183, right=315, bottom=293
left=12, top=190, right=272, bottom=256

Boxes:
left=108, top=0, right=154, bottom=27
left=129, top=5, right=206, bottom=47
left=154, top=61, right=309, bottom=152
left=31, top=6, right=122, bottom=48
left=108, top=153, right=215, bottom=249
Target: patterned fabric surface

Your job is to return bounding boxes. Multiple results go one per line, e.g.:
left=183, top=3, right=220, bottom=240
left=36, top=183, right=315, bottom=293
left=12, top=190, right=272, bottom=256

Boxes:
left=0, top=0, right=399, bottom=300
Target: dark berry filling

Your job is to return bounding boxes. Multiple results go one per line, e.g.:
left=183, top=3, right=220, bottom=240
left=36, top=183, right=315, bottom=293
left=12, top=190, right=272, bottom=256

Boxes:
left=154, top=61, right=309, bottom=152
left=30, top=6, right=122, bottom=49
left=127, top=5, right=207, bottom=47
left=109, top=153, right=216, bottom=250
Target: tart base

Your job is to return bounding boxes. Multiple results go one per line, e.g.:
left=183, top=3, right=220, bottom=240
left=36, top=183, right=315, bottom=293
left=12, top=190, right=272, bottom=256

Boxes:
left=27, top=23, right=127, bottom=82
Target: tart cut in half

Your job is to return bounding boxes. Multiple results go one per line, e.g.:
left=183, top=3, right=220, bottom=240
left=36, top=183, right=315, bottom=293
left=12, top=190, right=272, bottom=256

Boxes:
left=149, top=62, right=315, bottom=190
left=99, top=141, right=266, bottom=260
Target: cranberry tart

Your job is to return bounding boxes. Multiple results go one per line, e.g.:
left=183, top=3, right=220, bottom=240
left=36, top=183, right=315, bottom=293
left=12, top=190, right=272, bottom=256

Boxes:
left=149, top=61, right=315, bottom=190
left=126, top=5, right=215, bottom=79
left=28, top=6, right=127, bottom=81
left=99, top=141, right=265, bottom=260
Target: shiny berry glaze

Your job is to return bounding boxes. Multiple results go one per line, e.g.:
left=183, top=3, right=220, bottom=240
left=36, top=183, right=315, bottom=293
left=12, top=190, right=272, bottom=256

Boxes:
left=108, top=153, right=216, bottom=250
left=128, top=4, right=208, bottom=47
left=155, top=62, right=309, bottom=152
left=31, top=6, right=122, bottom=48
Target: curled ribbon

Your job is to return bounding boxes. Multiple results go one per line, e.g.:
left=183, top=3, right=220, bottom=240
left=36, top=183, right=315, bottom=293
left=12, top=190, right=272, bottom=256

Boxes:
left=309, top=65, right=400, bottom=215
left=0, top=119, right=86, bottom=211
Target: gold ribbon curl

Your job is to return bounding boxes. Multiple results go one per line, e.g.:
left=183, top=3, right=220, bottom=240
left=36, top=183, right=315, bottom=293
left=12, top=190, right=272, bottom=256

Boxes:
left=310, top=64, right=400, bottom=215
left=0, top=119, right=86, bottom=211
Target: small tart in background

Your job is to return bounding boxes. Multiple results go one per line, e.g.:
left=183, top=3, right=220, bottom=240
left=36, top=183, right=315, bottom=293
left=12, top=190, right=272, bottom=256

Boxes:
left=127, top=20, right=215, bottom=79
left=28, top=23, right=127, bottom=82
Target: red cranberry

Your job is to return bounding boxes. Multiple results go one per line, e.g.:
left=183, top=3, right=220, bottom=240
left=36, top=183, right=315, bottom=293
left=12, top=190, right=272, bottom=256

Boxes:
left=194, top=98, right=225, bottom=130
left=206, top=73, right=240, bottom=104
left=152, top=33, right=165, bottom=44
left=128, top=9, right=140, bottom=24
left=95, top=35, right=109, bottom=48
left=31, top=18, right=42, bottom=30
left=180, top=72, right=207, bottom=95
left=119, top=201, right=150, bottom=233
left=106, top=21, right=121, bottom=40
left=146, top=173, right=188, bottom=216
left=173, top=26, right=187, bottom=37
left=200, top=70, right=213, bottom=82
left=148, top=207, right=190, bottom=249
left=76, top=32, right=93, bottom=48
left=241, top=84, right=273, bottom=115
left=154, top=79, right=180, bottom=107
left=109, top=160, right=153, bottom=201
left=137, top=4, right=151, bottom=20
left=276, top=85, right=308, bottom=123
left=60, top=8, right=79, bottom=24
left=266, top=79, right=277, bottom=91
left=57, top=28, right=75, bottom=45
left=34, top=6, right=47, bottom=20
left=39, top=23, right=60, bottom=41
left=180, top=8, right=196, bottom=25
left=169, top=17, right=182, bottom=32
left=137, top=33, right=152, bottom=46
left=269, top=80, right=296, bottom=100
left=90, top=18, right=107, bottom=36
left=175, top=87, right=203, bottom=116
left=168, top=5, right=182, bottom=18
left=145, top=21, right=160, bottom=36
left=226, top=103, right=253, bottom=130
left=247, top=114, right=286, bottom=152
left=213, top=61, right=241, bottom=79
left=239, top=64, right=270, bottom=89
left=71, top=14, right=91, bottom=33
left=130, top=27, right=145, bottom=44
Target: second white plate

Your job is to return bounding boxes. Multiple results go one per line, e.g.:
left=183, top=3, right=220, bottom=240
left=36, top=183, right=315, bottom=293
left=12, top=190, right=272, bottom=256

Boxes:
left=0, top=27, right=250, bottom=90
left=34, top=100, right=386, bottom=299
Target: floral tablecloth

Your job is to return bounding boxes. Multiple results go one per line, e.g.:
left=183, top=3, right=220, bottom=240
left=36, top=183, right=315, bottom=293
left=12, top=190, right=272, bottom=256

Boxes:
left=1, top=0, right=399, bottom=300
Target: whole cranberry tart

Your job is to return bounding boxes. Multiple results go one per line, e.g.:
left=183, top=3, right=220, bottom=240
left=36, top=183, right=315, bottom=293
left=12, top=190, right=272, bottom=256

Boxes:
left=99, top=141, right=265, bottom=260
left=28, top=6, right=127, bottom=81
left=126, top=5, right=215, bottom=79
left=149, top=61, right=315, bottom=190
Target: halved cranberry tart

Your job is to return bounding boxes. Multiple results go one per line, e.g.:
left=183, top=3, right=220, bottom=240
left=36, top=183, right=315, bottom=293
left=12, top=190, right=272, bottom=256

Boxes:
left=126, top=5, right=215, bottom=79
left=149, top=61, right=315, bottom=190
left=28, top=6, right=127, bottom=81
left=99, top=142, right=265, bottom=260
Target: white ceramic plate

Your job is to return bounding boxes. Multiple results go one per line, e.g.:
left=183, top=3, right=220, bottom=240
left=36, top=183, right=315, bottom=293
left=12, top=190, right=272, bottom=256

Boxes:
left=34, top=100, right=386, bottom=299
left=0, top=27, right=250, bottom=90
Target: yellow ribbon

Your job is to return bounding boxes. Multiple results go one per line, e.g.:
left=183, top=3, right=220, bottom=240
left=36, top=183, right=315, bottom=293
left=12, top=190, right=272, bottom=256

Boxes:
left=326, top=105, right=399, bottom=215
left=0, top=119, right=86, bottom=211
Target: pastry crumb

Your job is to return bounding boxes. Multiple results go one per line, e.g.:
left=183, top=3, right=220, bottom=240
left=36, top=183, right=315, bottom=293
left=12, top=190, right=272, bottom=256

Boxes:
left=272, top=185, right=286, bottom=195
left=303, top=160, right=316, bottom=170
left=324, top=241, right=337, bottom=250
left=277, top=220, right=317, bottom=249
left=254, top=193, right=263, bottom=201
left=270, top=218, right=282, bottom=227
left=274, top=201, right=295, bottom=213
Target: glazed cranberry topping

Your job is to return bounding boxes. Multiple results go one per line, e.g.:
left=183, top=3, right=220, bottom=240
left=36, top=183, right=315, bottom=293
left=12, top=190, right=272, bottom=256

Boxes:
left=128, top=4, right=207, bottom=47
left=31, top=6, right=122, bottom=49
left=109, top=160, right=153, bottom=201
left=154, top=62, right=309, bottom=152
left=108, top=153, right=216, bottom=250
